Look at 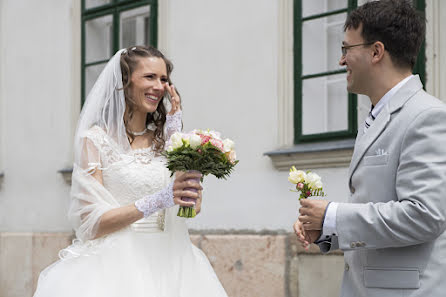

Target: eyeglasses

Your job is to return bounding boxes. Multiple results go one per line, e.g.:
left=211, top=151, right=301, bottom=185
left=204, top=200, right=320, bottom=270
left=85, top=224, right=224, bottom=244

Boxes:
left=341, top=42, right=374, bottom=56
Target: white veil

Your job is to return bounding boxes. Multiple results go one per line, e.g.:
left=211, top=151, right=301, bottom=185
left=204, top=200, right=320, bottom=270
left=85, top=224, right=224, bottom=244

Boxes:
left=68, top=49, right=130, bottom=241
left=75, top=49, right=130, bottom=159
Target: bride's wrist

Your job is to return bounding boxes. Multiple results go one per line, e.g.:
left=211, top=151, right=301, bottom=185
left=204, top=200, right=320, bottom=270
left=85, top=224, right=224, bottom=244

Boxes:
left=166, top=109, right=182, bottom=119
left=135, top=182, right=175, bottom=217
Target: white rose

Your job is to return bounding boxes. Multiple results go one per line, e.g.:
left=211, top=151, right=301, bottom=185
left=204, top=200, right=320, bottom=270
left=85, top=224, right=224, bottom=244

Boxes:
left=305, top=172, right=322, bottom=189
left=314, top=180, right=323, bottom=189
left=171, top=132, right=184, bottom=149
left=288, top=170, right=306, bottom=184
left=167, top=145, right=174, bottom=152
left=190, top=134, right=202, bottom=149
left=223, top=138, right=235, bottom=152
left=209, top=130, right=221, bottom=140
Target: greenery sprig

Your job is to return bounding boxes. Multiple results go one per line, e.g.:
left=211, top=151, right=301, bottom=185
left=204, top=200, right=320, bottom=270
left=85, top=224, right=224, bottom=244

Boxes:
left=163, top=141, right=238, bottom=182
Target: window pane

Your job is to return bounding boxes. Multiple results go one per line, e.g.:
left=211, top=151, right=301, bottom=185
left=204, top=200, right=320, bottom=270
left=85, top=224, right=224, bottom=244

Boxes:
left=302, top=0, right=347, bottom=18
left=85, top=63, right=107, bottom=98
left=85, top=15, right=113, bottom=64
left=120, top=5, right=151, bottom=48
left=302, top=13, right=347, bottom=75
left=326, top=74, right=349, bottom=132
left=85, top=0, right=112, bottom=10
left=302, top=74, right=348, bottom=135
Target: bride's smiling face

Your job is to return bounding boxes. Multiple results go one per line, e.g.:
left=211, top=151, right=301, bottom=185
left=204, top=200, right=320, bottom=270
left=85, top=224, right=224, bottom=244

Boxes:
left=129, top=57, right=168, bottom=114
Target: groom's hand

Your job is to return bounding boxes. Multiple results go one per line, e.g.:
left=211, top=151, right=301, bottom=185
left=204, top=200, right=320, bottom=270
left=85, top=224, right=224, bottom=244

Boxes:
left=298, top=199, right=329, bottom=231
left=293, top=220, right=321, bottom=249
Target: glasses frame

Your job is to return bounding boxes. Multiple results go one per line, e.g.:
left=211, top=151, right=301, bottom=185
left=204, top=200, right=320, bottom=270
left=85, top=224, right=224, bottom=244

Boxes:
left=341, top=42, right=375, bottom=56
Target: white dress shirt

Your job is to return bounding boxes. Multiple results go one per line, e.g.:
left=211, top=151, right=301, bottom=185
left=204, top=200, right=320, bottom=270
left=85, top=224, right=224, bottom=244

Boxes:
left=318, top=75, right=414, bottom=242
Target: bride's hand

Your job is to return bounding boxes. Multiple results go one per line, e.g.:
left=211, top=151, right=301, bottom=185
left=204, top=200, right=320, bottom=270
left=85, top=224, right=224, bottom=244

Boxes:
left=166, top=84, right=181, bottom=115
left=172, top=171, right=202, bottom=207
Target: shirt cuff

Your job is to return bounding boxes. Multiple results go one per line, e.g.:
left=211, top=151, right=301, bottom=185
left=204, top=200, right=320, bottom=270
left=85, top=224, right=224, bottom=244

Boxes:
left=316, top=202, right=338, bottom=242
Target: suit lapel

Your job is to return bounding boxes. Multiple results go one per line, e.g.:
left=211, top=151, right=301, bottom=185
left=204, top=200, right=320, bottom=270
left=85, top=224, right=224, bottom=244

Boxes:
left=348, top=75, right=423, bottom=180
left=348, top=107, right=391, bottom=178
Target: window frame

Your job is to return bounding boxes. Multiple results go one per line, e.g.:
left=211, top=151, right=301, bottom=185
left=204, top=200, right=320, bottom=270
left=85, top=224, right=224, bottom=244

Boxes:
left=293, top=0, right=425, bottom=144
left=294, top=0, right=358, bottom=144
left=413, top=0, right=426, bottom=87
left=81, top=0, right=158, bottom=105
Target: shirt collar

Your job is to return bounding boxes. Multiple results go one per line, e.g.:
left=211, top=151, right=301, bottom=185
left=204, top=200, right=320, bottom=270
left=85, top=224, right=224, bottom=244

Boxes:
left=371, top=74, right=414, bottom=118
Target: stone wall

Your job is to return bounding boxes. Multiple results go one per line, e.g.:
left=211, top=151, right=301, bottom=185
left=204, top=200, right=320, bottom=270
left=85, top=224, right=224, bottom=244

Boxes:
left=0, top=232, right=344, bottom=297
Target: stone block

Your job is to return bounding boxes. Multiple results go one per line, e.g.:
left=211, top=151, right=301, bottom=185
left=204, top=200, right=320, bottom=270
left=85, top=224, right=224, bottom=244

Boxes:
left=189, top=234, right=201, bottom=248
left=297, top=255, right=344, bottom=297
left=0, top=233, right=33, bottom=297
left=195, top=234, right=287, bottom=297
left=286, top=234, right=344, bottom=297
left=31, top=233, right=73, bottom=293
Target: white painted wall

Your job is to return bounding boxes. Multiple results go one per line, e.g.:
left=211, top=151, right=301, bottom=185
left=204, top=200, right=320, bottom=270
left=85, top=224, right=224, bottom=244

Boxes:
left=426, top=0, right=446, bottom=101
left=0, top=0, right=445, bottom=233
left=0, top=0, right=79, bottom=232
left=163, top=0, right=350, bottom=231
left=0, top=0, right=4, bottom=175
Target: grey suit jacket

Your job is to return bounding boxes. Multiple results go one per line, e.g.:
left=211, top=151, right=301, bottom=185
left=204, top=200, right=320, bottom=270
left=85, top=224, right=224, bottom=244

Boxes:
left=319, top=76, right=446, bottom=297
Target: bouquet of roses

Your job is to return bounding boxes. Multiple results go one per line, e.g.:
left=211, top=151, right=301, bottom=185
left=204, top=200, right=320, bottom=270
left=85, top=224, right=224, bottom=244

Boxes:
left=164, top=129, right=238, bottom=218
left=288, top=166, right=325, bottom=200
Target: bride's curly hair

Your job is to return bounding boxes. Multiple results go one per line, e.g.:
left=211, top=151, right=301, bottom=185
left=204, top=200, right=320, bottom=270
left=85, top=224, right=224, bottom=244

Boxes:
left=120, top=45, right=175, bottom=152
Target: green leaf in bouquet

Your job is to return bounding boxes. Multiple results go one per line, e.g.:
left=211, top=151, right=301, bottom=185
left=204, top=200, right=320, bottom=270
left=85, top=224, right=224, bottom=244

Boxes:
left=163, top=141, right=238, bottom=180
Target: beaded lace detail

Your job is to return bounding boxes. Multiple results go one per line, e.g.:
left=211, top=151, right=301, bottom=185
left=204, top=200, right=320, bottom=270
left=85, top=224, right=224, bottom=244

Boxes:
left=135, top=181, right=175, bottom=217
left=82, top=126, right=170, bottom=211
left=81, top=111, right=182, bottom=211
left=132, top=146, right=157, bottom=164
left=165, top=111, right=183, bottom=140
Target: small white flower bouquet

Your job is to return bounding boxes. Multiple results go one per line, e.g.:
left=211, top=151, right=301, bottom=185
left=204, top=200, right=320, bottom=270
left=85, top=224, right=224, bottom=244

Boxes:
left=288, top=166, right=326, bottom=200
left=164, top=129, right=238, bottom=218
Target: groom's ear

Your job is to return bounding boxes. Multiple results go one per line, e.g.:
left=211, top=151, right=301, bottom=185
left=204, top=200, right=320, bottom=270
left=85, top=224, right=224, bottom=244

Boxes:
left=371, top=41, right=385, bottom=64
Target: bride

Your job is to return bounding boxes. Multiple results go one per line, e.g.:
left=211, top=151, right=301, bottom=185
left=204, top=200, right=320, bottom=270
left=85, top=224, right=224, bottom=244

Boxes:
left=33, top=46, right=228, bottom=297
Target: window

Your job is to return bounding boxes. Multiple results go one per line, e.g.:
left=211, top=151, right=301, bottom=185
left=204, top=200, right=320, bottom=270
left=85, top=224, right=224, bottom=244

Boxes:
left=294, top=0, right=358, bottom=143
left=81, top=0, right=158, bottom=104
left=267, top=0, right=426, bottom=169
left=293, top=0, right=425, bottom=144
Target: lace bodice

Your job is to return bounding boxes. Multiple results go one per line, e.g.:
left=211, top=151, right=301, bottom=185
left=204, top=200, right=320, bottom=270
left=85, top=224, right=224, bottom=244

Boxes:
left=84, top=126, right=172, bottom=205
left=82, top=111, right=182, bottom=205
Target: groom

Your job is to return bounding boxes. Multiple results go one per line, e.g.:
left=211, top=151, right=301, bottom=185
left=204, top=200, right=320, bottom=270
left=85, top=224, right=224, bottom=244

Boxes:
left=294, top=1, right=446, bottom=296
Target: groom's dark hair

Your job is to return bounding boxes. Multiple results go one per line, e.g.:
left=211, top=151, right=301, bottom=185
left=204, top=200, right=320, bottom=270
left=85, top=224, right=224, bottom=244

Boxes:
left=344, top=0, right=425, bottom=70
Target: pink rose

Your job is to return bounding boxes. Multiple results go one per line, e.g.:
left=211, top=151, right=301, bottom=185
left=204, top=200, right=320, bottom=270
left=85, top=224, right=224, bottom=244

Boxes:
left=199, top=134, right=211, bottom=144
left=210, top=138, right=224, bottom=151
left=297, top=183, right=304, bottom=190
left=306, top=191, right=311, bottom=197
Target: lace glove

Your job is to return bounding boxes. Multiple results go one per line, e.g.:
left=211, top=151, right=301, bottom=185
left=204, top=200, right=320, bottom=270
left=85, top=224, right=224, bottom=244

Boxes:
left=134, top=182, right=175, bottom=217
left=165, top=110, right=182, bottom=140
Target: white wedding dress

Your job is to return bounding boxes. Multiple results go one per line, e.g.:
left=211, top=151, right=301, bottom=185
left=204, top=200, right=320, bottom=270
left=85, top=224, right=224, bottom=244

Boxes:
left=33, top=126, right=228, bottom=297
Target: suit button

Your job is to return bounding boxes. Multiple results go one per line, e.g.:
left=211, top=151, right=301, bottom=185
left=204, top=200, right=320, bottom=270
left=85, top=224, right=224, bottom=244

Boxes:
left=345, top=263, right=350, bottom=271
left=350, top=242, right=356, bottom=248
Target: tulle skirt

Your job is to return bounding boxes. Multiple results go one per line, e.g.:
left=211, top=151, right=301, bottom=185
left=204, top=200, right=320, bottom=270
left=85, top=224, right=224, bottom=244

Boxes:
left=33, top=209, right=227, bottom=297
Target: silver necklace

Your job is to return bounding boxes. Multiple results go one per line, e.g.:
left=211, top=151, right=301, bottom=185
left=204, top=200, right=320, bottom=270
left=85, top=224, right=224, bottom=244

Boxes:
left=130, top=128, right=149, bottom=136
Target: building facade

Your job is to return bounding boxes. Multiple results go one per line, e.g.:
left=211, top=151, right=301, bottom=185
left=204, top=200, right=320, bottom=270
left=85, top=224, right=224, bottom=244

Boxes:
left=1, top=0, right=445, bottom=296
